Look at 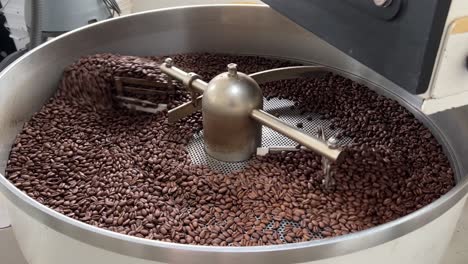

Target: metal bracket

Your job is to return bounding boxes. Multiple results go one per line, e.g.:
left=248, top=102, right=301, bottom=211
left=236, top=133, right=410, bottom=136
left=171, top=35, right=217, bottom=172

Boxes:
left=112, top=76, right=173, bottom=113
left=184, top=73, right=201, bottom=107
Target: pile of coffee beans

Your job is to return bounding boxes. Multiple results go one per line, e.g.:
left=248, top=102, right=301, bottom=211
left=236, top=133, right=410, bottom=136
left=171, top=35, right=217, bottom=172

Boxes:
left=5, top=53, right=455, bottom=246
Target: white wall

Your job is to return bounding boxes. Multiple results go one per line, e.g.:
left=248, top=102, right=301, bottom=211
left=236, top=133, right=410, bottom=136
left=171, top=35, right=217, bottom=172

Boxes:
left=421, top=0, right=468, bottom=114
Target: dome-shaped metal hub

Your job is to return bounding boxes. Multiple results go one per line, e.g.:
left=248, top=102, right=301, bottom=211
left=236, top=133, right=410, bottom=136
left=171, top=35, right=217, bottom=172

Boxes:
left=202, top=64, right=263, bottom=162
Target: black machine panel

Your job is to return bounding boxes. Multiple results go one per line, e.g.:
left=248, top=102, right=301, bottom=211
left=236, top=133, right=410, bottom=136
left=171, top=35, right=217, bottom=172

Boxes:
left=262, top=0, right=452, bottom=94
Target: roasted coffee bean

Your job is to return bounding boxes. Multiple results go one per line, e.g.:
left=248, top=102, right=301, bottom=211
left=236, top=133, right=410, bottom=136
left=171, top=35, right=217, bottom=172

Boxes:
left=5, top=53, right=455, bottom=247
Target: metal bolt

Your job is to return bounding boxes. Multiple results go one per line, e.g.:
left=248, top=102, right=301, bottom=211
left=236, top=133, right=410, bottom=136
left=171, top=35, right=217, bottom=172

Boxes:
left=317, top=126, right=325, bottom=140
left=164, top=58, right=173, bottom=67
left=327, top=136, right=339, bottom=149
left=227, top=63, right=238, bottom=77
left=373, top=0, right=392, bottom=7
left=164, top=58, right=174, bottom=88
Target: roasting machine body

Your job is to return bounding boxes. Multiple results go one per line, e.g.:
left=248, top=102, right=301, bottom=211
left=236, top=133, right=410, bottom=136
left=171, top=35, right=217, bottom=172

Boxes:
left=0, top=5, right=468, bottom=264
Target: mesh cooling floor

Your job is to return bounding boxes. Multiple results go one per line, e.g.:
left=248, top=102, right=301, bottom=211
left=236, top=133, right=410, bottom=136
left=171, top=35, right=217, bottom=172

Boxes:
left=187, top=97, right=352, bottom=174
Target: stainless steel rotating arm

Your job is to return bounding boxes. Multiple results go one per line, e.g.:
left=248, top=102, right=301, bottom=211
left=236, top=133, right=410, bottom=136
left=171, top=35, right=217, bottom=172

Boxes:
left=160, top=61, right=327, bottom=124
left=159, top=59, right=344, bottom=163
left=160, top=58, right=207, bottom=94
left=160, top=60, right=205, bottom=123
left=251, top=109, right=342, bottom=161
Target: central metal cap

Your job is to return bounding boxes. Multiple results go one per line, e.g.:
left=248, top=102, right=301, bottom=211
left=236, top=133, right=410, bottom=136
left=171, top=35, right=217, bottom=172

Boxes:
left=202, top=64, right=263, bottom=162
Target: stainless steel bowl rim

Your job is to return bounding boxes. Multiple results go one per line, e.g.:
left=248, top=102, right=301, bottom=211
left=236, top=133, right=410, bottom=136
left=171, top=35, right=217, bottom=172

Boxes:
left=0, top=5, right=467, bottom=263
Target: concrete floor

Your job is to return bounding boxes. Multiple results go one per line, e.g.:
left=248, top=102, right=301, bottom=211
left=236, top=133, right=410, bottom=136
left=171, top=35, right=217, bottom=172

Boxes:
left=0, top=228, right=27, bottom=264
left=442, top=201, right=468, bottom=263
left=0, top=202, right=467, bottom=263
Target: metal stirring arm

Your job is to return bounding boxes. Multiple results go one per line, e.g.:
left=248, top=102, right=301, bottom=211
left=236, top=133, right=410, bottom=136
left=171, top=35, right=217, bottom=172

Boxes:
left=257, top=145, right=305, bottom=156
left=160, top=62, right=327, bottom=123
left=249, top=65, right=327, bottom=83
left=317, top=126, right=339, bottom=190
left=160, top=59, right=206, bottom=123
left=250, top=110, right=342, bottom=161
left=160, top=59, right=344, bottom=163
left=256, top=127, right=340, bottom=189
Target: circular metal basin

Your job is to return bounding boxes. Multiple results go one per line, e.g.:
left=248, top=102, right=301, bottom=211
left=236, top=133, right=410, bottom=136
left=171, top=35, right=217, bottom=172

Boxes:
left=0, top=4, right=467, bottom=264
